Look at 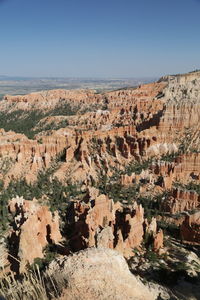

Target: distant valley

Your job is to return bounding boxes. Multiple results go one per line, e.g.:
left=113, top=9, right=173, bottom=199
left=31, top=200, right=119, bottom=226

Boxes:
left=0, top=76, right=156, bottom=99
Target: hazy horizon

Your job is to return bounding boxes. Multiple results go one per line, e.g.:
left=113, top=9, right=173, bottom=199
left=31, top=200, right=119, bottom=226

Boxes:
left=0, top=74, right=157, bottom=80
left=0, top=0, right=200, bottom=78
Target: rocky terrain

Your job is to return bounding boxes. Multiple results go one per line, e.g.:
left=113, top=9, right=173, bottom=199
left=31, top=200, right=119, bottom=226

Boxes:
left=0, top=70, right=200, bottom=299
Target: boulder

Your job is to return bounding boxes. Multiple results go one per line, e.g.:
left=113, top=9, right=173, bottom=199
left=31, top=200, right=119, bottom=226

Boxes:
left=47, top=248, right=157, bottom=300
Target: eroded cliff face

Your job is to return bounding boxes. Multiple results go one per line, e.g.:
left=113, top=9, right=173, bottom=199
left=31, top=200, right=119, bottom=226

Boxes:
left=0, top=70, right=200, bottom=276
left=2, top=89, right=103, bottom=112
left=162, top=188, right=200, bottom=214
left=0, top=73, right=199, bottom=187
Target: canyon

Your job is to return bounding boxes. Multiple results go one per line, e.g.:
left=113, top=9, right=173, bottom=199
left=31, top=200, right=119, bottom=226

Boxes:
left=0, top=70, right=200, bottom=300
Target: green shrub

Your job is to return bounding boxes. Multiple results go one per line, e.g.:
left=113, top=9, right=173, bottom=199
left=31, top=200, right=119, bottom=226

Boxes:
left=0, top=102, right=78, bottom=139
left=160, top=152, right=179, bottom=162
left=0, top=161, right=80, bottom=232
left=145, top=250, right=159, bottom=262
left=173, top=182, right=200, bottom=195
left=125, top=158, right=153, bottom=176
left=96, top=174, right=139, bottom=203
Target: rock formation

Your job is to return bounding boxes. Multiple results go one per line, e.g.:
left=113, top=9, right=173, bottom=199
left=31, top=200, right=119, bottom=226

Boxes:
left=0, top=70, right=200, bottom=299
left=0, top=71, right=199, bottom=188
left=153, top=229, right=164, bottom=251
left=180, top=211, right=200, bottom=245
left=8, top=196, right=62, bottom=272
left=67, top=189, right=162, bottom=257
left=47, top=248, right=157, bottom=300
left=162, top=188, right=200, bottom=214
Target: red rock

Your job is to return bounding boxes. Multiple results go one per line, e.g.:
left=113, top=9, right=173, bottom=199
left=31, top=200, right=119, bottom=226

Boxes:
left=8, top=196, right=62, bottom=272
left=153, top=229, right=164, bottom=251
left=180, top=212, right=200, bottom=245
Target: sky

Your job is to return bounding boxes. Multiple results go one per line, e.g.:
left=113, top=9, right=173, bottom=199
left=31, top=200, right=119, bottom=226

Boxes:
left=0, top=0, right=200, bottom=78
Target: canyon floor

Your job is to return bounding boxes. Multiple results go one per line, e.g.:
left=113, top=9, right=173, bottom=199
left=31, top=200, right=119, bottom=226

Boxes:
left=0, top=70, right=200, bottom=299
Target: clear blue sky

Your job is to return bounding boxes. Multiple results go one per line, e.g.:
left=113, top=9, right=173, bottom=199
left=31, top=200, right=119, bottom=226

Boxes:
left=0, top=0, right=200, bottom=78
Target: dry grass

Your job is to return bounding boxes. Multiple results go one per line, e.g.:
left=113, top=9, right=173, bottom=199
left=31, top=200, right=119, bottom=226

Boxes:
left=0, top=265, right=60, bottom=300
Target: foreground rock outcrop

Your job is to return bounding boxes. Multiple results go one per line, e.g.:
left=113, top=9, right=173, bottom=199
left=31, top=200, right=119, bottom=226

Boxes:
left=47, top=248, right=157, bottom=300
